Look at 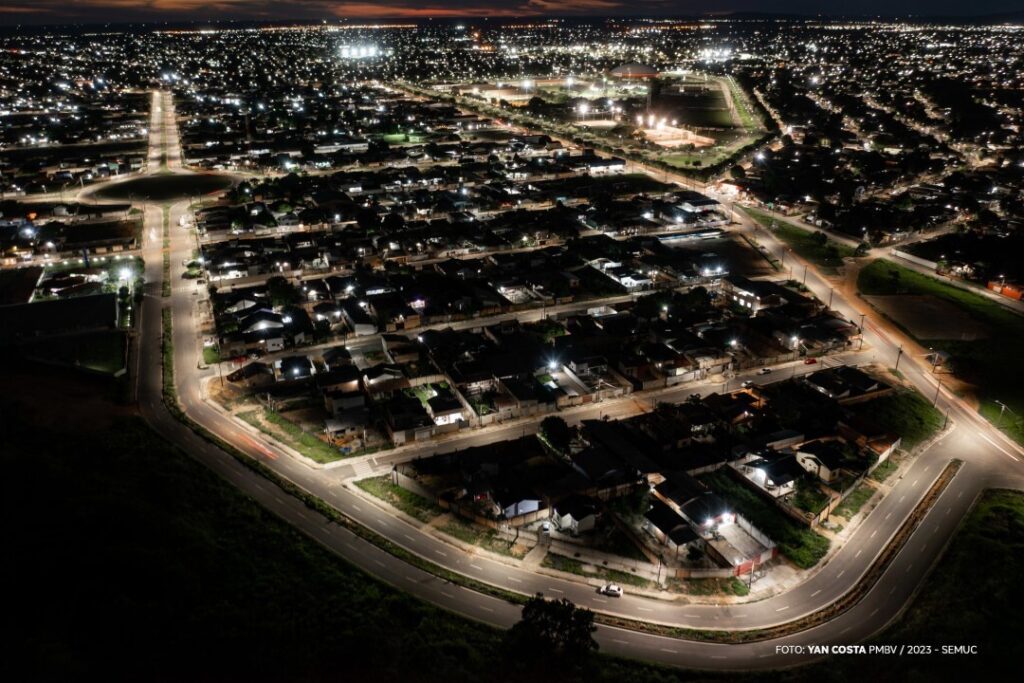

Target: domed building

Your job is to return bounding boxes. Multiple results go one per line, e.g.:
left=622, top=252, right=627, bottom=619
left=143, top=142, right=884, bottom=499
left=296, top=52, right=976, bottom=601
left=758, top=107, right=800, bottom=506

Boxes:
left=608, top=62, right=659, bottom=79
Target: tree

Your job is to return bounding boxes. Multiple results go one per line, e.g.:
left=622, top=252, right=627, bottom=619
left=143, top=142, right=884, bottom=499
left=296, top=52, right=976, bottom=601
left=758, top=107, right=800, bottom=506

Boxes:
left=539, top=416, right=571, bottom=453
left=266, top=276, right=300, bottom=307
left=730, top=164, right=746, bottom=180
left=504, top=595, right=598, bottom=673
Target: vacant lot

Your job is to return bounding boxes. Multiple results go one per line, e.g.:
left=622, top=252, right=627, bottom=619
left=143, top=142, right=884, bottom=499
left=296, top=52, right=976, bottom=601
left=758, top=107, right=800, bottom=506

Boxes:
left=25, top=330, right=127, bottom=375
left=859, top=259, right=1024, bottom=445
left=849, top=389, right=944, bottom=450
left=863, top=295, right=990, bottom=341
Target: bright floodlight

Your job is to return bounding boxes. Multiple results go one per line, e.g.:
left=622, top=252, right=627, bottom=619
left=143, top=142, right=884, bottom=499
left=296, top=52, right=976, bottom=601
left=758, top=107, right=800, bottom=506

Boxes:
left=118, top=268, right=132, bottom=281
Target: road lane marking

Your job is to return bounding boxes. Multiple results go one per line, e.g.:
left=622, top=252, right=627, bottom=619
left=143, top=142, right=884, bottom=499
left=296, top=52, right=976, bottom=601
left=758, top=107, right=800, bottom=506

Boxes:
left=478, top=606, right=494, bottom=613
left=906, top=563, right=914, bottom=573
left=854, top=549, right=862, bottom=558
left=775, top=605, right=790, bottom=612
left=839, top=626, right=852, bottom=635
left=979, top=431, right=1021, bottom=461
left=403, top=534, right=415, bottom=542
left=548, top=588, right=564, bottom=594
left=898, top=496, right=906, bottom=503
left=885, top=512, right=893, bottom=520
left=636, top=607, right=653, bottom=613
left=374, top=559, right=386, bottom=568
left=434, top=549, right=448, bottom=557
left=870, top=530, right=878, bottom=538
left=912, top=479, right=919, bottom=487
left=870, top=608, right=879, bottom=617
left=593, top=598, right=608, bottom=604
left=470, top=564, right=483, bottom=571
left=441, top=591, right=455, bottom=599
left=351, top=504, right=362, bottom=511
left=660, top=648, right=678, bottom=654
left=810, top=589, right=822, bottom=597
left=612, top=639, right=629, bottom=645
left=506, top=576, right=522, bottom=583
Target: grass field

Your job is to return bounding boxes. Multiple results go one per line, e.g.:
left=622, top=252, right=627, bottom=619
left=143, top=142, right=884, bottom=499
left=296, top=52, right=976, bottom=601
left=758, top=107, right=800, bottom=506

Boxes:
left=25, top=331, right=126, bottom=375
left=237, top=408, right=347, bottom=464
left=742, top=207, right=854, bottom=273
left=850, top=390, right=944, bottom=450
left=2, top=416, right=508, bottom=681
left=832, top=483, right=875, bottom=521
left=858, top=259, right=1024, bottom=445
left=870, top=457, right=900, bottom=483
left=541, top=553, right=654, bottom=589
left=439, top=518, right=528, bottom=559
left=355, top=475, right=442, bottom=523
left=202, top=346, right=220, bottom=365
left=700, top=470, right=830, bottom=569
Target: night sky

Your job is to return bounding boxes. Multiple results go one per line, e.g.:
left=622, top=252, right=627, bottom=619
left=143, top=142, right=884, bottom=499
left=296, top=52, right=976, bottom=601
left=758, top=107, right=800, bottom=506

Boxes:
left=0, top=0, right=1020, bottom=25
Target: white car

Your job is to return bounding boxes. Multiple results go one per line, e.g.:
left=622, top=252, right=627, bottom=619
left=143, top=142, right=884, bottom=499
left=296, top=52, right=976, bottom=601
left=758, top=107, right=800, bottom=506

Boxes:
left=599, top=583, right=623, bottom=597
left=741, top=380, right=754, bottom=389
left=758, top=367, right=773, bottom=375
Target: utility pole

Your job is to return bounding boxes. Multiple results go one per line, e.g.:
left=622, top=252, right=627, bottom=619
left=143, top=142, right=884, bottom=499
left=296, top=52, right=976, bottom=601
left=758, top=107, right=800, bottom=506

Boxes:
left=995, top=400, right=1009, bottom=428
left=894, top=344, right=903, bottom=372
left=828, top=287, right=834, bottom=309
left=933, top=378, right=943, bottom=406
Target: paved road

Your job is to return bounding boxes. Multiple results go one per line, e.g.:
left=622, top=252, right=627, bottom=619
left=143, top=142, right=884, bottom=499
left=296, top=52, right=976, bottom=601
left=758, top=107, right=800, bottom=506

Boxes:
left=132, top=89, right=1024, bottom=671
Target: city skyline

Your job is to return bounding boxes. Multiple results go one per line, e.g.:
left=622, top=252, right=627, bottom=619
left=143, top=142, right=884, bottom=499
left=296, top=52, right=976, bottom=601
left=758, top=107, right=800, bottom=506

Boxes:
left=1, top=0, right=1022, bottom=25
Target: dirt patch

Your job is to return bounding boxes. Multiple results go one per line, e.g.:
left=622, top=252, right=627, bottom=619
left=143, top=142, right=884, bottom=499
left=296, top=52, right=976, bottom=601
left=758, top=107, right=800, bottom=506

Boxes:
left=864, top=294, right=991, bottom=341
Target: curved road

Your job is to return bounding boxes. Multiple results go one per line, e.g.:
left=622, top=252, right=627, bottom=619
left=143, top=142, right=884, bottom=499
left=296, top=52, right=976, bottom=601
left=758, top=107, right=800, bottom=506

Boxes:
left=131, top=89, right=1024, bottom=671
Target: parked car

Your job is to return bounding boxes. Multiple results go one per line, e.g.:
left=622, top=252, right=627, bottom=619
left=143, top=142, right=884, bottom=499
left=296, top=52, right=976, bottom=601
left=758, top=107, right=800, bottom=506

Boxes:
left=758, top=367, right=773, bottom=375
left=741, top=380, right=754, bottom=388
left=599, top=583, right=623, bottom=597
left=804, top=358, right=817, bottom=365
